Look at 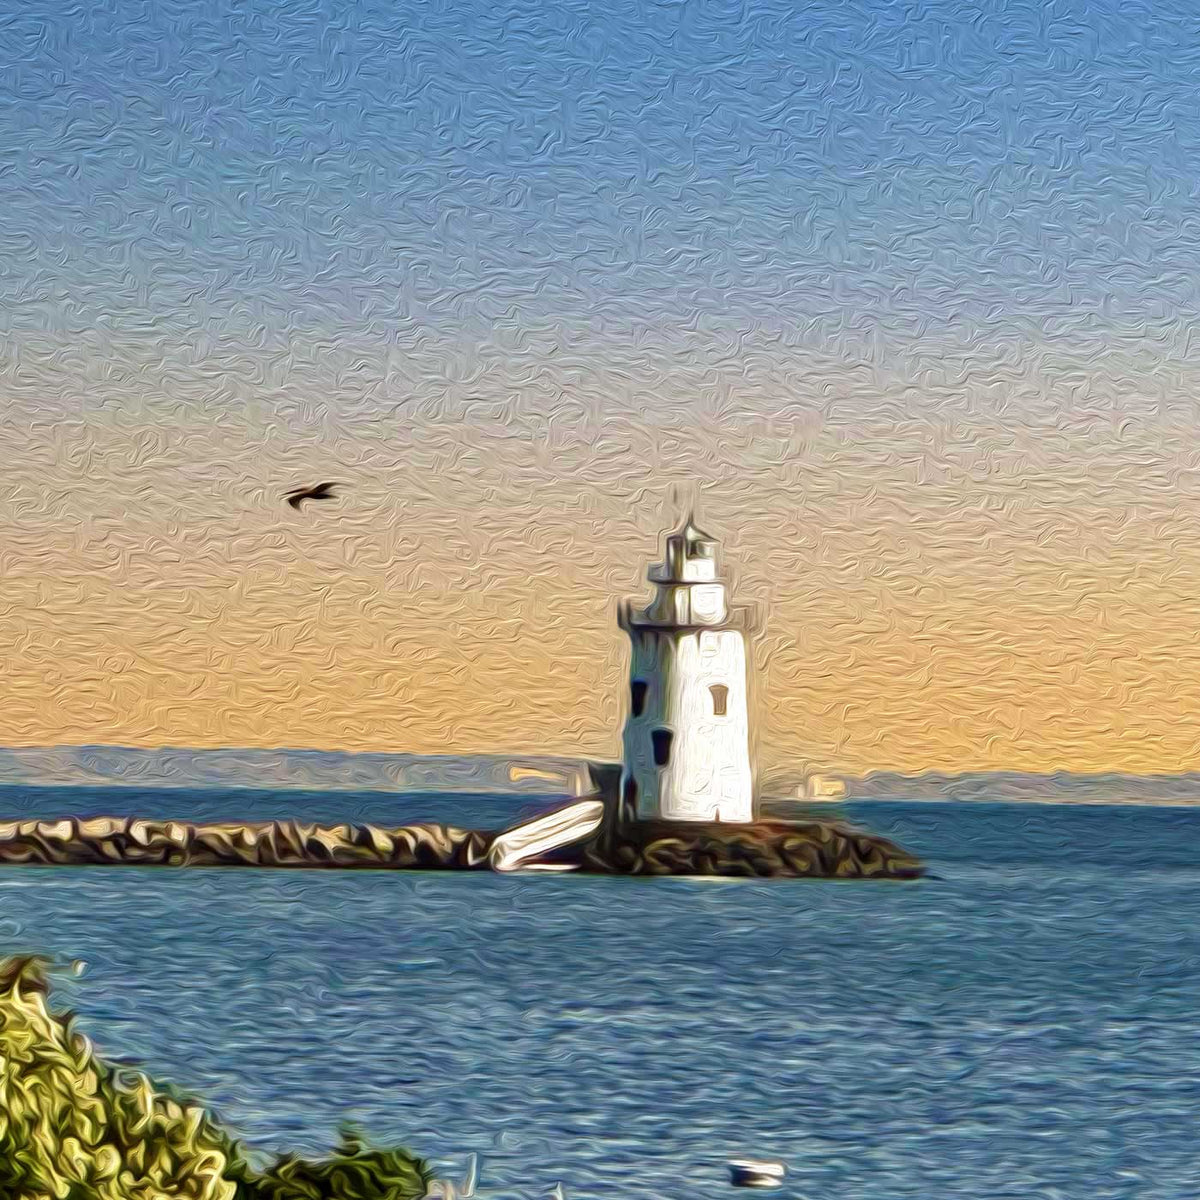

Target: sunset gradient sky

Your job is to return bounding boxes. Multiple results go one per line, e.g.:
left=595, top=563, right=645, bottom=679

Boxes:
left=4, top=0, right=1200, bottom=774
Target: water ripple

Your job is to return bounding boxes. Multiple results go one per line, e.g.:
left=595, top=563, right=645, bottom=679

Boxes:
left=2, top=797, right=1200, bottom=1197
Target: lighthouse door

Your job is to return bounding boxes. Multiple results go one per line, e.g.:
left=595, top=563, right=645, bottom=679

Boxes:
left=717, top=767, right=741, bottom=821
left=710, top=772, right=729, bottom=820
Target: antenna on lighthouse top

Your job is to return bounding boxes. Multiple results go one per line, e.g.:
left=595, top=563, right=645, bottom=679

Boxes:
left=668, top=480, right=702, bottom=532
left=669, top=482, right=684, bottom=526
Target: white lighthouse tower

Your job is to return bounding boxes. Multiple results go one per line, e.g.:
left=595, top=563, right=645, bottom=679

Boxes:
left=617, top=517, right=756, bottom=824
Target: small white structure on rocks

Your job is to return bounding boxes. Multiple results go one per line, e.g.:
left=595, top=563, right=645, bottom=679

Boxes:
left=618, top=517, right=756, bottom=824
left=488, top=799, right=605, bottom=873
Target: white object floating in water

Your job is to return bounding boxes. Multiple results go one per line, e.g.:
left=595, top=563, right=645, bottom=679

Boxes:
left=462, top=1154, right=478, bottom=1199
left=550, top=1184, right=566, bottom=1200
left=729, top=1160, right=787, bottom=1188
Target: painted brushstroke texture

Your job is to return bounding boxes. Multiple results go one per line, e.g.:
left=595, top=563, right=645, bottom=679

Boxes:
left=1, top=799, right=1199, bottom=1198
left=2, top=0, right=1200, bottom=775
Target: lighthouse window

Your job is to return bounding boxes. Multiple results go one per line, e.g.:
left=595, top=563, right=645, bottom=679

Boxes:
left=710, top=684, right=729, bottom=717
left=631, top=680, right=648, bottom=718
left=651, top=728, right=674, bottom=767
left=622, top=776, right=638, bottom=817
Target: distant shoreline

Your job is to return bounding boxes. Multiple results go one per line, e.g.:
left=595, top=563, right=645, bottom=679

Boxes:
left=6, top=781, right=1200, bottom=810
left=3, top=747, right=1200, bottom=809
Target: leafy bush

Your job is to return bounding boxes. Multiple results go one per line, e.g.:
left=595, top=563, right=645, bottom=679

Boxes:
left=252, top=1128, right=429, bottom=1200
left=0, top=955, right=431, bottom=1200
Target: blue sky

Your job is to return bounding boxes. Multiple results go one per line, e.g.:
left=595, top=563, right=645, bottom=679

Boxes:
left=3, top=0, right=1199, bottom=353
left=7, top=0, right=1200, bottom=768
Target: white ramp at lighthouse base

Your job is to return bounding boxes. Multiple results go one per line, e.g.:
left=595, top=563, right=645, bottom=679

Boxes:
left=488, top=800, right=606, bottom=873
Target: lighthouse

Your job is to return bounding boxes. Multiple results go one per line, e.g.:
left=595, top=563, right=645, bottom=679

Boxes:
left=617, top=517, right=756, bottom=824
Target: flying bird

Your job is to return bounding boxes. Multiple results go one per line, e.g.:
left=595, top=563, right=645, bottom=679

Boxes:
left=284, top=482, right=344, bottom=510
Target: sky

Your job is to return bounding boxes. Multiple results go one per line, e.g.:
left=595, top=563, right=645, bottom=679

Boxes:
left=3, top=0, right=1200, bottom=775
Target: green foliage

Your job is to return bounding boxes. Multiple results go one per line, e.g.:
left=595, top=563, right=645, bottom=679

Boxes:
left=252, top=1127, right=431, bottom=1200
left=0, top=955, right=432, bottom=1200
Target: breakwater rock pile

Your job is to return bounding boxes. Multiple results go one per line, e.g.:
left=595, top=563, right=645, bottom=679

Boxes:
left=586, top=818, right=924, bottom=880
left=0, top=817, right=493, bottom=870
left=0, top=811, right=923, bottom=879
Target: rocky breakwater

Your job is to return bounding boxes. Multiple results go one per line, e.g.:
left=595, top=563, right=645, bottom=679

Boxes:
left=0, top=808, right=924, bottom=880
left=584, top=817, right=925, bottom=879
left=0, top=816, right=493, bottom=869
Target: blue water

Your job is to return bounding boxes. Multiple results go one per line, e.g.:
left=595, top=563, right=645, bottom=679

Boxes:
left=1, top=787, right=1199, bottom=1199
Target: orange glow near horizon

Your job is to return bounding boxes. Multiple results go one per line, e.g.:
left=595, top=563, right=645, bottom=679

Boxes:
left=5, top=341, right=1200, bottom=779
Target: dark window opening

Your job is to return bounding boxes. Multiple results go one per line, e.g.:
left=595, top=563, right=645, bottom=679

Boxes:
left=652, top=728, right=674, bottom=768
left=622, top=776, right=638, bottom=817
left=710, top=684, right=729, bottom=717
left=630, top=680, right=648, bottom=718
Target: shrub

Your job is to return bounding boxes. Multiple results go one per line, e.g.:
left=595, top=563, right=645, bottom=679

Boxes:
left=0, top=955, right=431, bottom=1200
